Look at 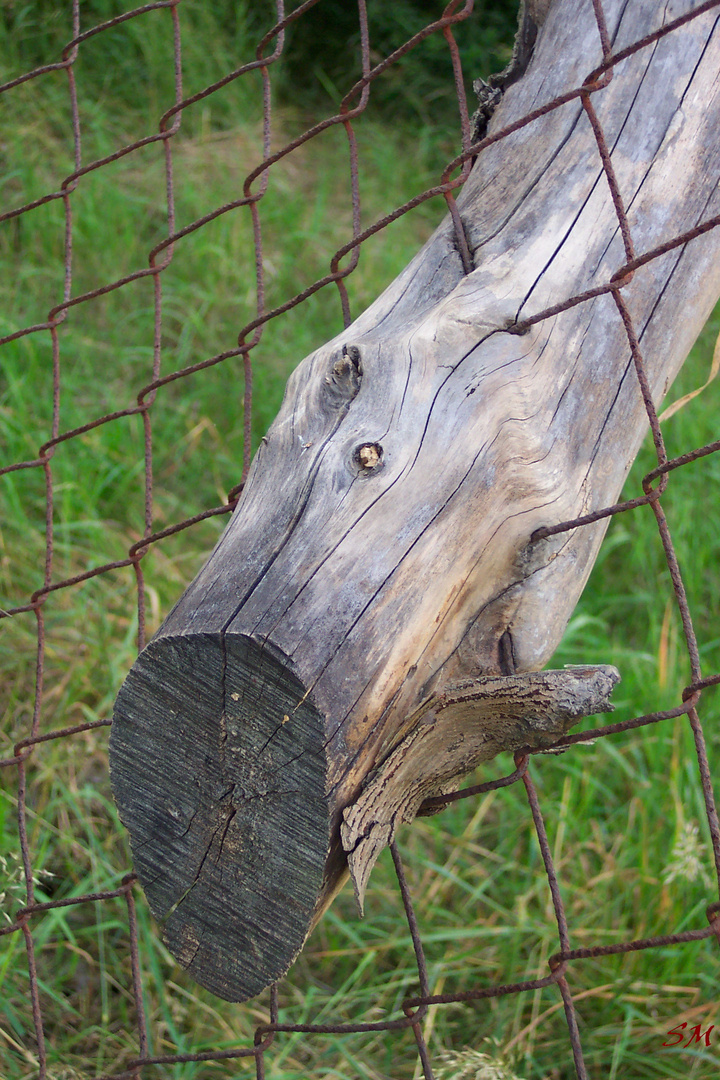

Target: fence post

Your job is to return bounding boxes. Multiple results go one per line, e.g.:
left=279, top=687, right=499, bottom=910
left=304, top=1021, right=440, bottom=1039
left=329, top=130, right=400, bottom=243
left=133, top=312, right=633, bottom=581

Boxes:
left=110, top=0, right=720, bottom=1002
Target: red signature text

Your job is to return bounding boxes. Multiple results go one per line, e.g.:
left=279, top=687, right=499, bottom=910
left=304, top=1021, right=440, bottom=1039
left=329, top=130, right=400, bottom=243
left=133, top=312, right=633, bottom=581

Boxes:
left=662, top=1022, right=715, bottom=1049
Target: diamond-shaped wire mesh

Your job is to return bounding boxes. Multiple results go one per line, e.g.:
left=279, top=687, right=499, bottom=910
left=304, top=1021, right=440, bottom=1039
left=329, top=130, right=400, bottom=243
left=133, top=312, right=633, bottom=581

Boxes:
left=1, top=2, right=720, bottom=1078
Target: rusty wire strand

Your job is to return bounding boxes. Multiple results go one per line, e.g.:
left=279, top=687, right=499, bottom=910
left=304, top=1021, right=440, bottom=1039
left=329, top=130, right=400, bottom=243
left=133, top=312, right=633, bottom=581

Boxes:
left=2, top=1, right=720, bottom=1078
left=520, top=759, right=590, bottom=1073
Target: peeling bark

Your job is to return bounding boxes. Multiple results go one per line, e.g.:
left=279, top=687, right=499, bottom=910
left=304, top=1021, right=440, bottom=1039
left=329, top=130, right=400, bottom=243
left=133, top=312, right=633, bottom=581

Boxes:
left=341, top=665, right=620, bottom=909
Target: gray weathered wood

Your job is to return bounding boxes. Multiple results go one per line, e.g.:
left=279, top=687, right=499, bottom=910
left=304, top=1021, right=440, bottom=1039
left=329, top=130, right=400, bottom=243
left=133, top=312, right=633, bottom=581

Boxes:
left=110, top=0, right=720, bottom=1002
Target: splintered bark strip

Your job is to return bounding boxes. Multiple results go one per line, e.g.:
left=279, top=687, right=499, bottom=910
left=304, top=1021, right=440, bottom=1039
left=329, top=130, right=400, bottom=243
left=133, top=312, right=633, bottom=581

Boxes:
left=341, top=665, right=620, bottom=910
left=110, top=0, right=720, bottom=1002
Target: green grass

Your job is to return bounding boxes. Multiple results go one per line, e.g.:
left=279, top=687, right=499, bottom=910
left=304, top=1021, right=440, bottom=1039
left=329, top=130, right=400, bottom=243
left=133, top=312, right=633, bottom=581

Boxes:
left=2, top=4, right=720, bottom=1079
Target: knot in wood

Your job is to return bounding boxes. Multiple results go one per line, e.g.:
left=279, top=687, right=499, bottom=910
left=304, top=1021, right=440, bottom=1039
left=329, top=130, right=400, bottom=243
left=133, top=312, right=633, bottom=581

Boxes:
left=355, top=442, right=383, bottom=471
left=324, top=344, right=363, bottom=413
left=331, top=345, right=362, bottom=381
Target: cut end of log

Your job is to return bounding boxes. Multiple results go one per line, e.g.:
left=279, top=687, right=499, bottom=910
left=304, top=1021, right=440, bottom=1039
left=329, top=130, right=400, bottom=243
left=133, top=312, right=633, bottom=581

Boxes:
left=109, top=632, right=330, bottom=1002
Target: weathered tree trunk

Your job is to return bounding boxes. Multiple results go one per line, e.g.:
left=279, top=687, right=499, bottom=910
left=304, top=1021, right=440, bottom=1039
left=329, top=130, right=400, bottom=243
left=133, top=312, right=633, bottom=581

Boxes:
left=110, top=0, right=720, bottom=1002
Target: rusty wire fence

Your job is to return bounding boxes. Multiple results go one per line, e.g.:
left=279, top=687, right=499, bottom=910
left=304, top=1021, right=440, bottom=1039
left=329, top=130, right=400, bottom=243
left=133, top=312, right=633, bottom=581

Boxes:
left=1, top=0, right=720, bottom=1077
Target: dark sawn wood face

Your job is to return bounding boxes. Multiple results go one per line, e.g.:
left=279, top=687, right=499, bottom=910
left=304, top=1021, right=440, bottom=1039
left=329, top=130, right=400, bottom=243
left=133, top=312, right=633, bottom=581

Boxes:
left=110, top=633, right=328, bottom=1001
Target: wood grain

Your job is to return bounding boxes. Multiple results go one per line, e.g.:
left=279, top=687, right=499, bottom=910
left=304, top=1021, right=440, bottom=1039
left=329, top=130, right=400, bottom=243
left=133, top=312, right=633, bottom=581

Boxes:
left=110, top=0, right=720, bottom=1001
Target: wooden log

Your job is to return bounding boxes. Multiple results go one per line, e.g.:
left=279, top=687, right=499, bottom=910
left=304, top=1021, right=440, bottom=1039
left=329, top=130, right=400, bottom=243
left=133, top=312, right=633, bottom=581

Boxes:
left=110, top=0, right=720, bottom=1002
